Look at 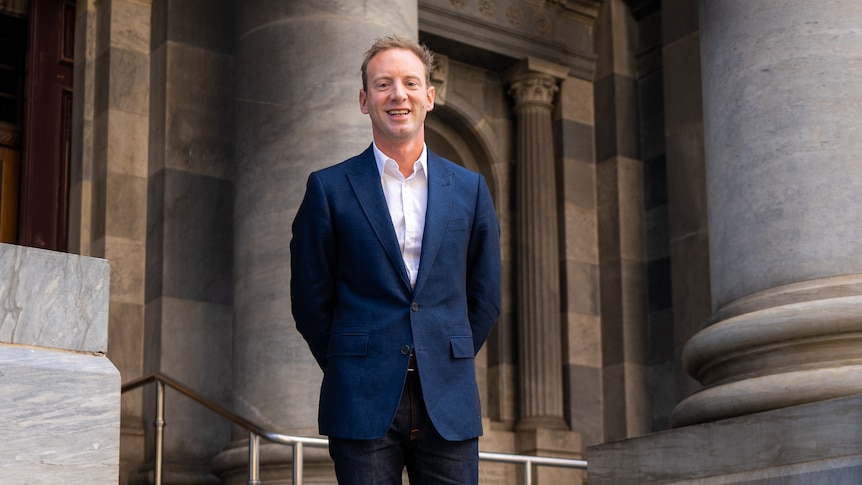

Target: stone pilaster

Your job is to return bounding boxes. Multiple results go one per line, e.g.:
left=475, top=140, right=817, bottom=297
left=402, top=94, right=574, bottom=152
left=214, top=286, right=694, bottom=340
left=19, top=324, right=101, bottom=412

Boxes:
left=507, top=58, right=569, bottom=431
left=86, top=1, right=152, bottom=482
left=672, top=0, right=862, bottom=428
left=137, top=0, right=236, bottom=483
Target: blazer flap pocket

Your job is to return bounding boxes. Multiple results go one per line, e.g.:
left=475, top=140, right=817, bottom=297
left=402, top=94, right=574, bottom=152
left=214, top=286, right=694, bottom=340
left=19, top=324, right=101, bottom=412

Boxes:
left=327, top=330, right=369, bottom=357
left=450, top=336, right=474, bottom=359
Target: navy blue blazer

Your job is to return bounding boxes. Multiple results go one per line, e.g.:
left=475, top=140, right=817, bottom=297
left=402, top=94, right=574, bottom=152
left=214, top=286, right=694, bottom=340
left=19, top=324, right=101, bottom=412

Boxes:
left=290, top=144, right=502, bottom=441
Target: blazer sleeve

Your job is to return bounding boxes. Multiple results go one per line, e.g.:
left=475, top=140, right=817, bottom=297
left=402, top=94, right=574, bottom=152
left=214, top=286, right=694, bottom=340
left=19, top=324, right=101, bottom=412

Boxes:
left=466, top=174, right=502, bottom=354
left=290, top=171, right=335, bottom=370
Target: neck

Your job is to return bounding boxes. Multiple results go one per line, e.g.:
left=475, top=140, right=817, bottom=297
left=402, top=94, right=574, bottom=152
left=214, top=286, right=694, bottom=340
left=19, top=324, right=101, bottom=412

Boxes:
left=374, top=137, right=425, bottom=176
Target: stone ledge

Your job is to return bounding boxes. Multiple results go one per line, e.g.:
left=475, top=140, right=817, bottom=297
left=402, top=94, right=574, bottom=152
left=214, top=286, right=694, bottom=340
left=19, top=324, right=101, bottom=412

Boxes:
left=587, top=392, right=862, bottom=484
left=0, top=243, right=109, bottom=353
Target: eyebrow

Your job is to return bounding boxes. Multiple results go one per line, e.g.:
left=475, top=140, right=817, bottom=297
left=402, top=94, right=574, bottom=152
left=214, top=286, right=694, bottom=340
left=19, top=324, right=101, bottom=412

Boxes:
left=373, top=74, right=423, bottom=83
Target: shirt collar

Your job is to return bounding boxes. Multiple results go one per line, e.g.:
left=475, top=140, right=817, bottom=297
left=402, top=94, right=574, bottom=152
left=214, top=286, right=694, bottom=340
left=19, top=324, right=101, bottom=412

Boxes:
left=372, top=141, right=428, bottom=179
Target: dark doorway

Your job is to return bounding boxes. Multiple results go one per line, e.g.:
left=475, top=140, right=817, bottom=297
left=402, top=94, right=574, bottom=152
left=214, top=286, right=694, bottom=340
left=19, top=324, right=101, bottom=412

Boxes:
left=9, top=0, right=76, bottom=251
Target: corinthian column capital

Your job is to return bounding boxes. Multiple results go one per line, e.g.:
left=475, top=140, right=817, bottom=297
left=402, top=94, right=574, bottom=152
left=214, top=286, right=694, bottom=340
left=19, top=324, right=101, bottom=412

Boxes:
left=505, top=57, right=569, bottom=110
left=508, top=73, right=559, bottom=108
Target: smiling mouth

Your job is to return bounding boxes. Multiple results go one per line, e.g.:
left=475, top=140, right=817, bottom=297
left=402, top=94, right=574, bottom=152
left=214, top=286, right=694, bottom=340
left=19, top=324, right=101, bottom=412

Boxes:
left=387, top=109, right=410, bottom=115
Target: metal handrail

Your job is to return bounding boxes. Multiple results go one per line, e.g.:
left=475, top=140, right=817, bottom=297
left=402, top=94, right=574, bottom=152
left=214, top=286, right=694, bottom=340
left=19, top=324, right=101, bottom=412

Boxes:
left=121, top=372, right=587, bottom=485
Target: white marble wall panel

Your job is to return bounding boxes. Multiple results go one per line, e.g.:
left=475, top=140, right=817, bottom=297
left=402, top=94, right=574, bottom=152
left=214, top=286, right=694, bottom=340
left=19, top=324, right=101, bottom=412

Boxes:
left=0, top=344, right=120, bottom=484
left=0, top=243, right=109, bottom=353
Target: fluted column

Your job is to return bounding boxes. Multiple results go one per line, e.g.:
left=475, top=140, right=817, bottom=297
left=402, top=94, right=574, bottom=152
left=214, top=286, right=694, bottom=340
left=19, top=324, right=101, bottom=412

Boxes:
left=216, top=2, right=417, bottom=483
left=508, top=59, right=569, bottom=431
left=672, top=0, right=862, bottom=427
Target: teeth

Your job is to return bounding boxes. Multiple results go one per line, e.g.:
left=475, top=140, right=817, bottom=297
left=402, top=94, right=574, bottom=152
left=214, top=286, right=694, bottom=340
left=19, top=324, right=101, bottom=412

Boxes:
left=388, top=110, right=409, bottom=115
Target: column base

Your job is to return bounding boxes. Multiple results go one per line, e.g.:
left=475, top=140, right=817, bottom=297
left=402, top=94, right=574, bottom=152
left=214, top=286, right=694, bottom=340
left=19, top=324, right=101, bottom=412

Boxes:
left=515, top=415, right=570, bottom=431
left=515, top=426, right=584, bottom=485
left=673, top=277, right=862, bottom=427
left=128, top=463, right=221, bottom=485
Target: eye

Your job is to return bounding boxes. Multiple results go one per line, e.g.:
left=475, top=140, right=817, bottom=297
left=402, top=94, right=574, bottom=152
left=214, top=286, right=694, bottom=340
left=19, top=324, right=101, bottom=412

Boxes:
left=406, top=80, right=420, bottom=88
left=376, top=81, right=390, bottom=89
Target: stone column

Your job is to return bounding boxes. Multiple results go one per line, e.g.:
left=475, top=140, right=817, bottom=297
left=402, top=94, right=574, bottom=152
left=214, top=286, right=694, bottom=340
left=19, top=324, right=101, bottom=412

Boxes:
left=672, top=0, right=862, bottom=427
left=215, top=2, right=417, bottom=483
left=507, top=59, right=569, bottom=431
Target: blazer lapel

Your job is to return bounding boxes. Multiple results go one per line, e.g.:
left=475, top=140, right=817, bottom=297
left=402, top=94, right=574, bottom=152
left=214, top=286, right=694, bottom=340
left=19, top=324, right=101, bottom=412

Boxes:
left=346, top=145, right=412, bottom=289
left=413, top=151, right=454, bottom=295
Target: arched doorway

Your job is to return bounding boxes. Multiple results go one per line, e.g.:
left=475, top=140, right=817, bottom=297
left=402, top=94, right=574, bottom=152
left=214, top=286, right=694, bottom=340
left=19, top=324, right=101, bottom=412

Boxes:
left=425, top=95, right=517, bottom=427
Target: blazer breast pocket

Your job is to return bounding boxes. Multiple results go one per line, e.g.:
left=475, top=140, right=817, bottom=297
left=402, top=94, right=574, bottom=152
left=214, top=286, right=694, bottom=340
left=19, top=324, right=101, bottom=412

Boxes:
left=450, top=335, right=474, bottom=359
left=327, top=327, right=370, bottom=357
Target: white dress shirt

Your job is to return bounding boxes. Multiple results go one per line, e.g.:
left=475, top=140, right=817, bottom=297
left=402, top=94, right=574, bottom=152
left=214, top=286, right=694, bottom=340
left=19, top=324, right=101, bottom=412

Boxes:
left=373, top=142, right=428, bottom=288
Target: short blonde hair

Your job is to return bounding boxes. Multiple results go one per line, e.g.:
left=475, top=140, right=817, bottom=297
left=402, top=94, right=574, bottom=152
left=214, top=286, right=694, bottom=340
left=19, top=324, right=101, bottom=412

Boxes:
left=360, top=36, right=435, bottom=91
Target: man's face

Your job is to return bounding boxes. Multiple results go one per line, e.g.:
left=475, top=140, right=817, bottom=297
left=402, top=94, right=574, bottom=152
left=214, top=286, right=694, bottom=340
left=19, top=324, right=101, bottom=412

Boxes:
left=360, top=48, right=435, bottom=148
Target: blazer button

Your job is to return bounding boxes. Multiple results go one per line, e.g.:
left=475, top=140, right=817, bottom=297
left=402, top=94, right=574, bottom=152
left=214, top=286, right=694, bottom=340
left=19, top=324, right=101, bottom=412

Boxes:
left=401, top=345, right=411, bottom=355
left=411, top=302, right=419, bottom=312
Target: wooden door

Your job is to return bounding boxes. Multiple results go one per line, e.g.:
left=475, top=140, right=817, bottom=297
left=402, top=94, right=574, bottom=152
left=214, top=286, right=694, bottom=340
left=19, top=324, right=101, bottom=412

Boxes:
left=18, top=0, right=76, bottom=251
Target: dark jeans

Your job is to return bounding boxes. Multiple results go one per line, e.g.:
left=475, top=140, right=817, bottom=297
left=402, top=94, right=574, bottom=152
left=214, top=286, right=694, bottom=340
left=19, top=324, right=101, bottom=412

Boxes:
left=328, top=371, right=479, bottom=484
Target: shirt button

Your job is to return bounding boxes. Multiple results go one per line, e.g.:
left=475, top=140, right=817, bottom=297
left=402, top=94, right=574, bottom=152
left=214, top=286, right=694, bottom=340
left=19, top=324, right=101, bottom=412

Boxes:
left=401, top=345, right=411, bottom=355
left=411, top=302, right=419, bottom=312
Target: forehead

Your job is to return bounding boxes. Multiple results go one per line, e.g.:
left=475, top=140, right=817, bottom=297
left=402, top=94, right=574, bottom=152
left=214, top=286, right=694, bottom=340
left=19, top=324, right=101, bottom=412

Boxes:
left=367, top=48, right=426, bottom=78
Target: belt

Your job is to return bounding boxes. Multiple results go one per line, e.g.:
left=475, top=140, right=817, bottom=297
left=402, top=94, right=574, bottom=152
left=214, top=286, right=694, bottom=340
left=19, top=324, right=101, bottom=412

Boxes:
left=407, top=352, right=418, bottom=373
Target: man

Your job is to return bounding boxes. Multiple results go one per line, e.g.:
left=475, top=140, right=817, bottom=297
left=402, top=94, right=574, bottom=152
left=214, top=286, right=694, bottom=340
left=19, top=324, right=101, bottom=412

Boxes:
left=290, top=36, right=502, bottom=484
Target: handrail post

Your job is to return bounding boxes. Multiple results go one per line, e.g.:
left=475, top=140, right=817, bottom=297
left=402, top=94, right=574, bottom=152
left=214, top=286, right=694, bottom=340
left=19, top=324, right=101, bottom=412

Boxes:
left=248, top=431, right=260, bottom=485
left=294, top=441, right=304, bottom=485
left=523, top=458, right=532, bottom=485
left=154, top=380, right=165, bottom=485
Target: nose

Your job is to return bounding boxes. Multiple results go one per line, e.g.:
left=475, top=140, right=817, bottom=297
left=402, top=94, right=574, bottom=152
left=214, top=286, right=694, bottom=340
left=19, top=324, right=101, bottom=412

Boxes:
left=390, top=81, right=407, bottom=101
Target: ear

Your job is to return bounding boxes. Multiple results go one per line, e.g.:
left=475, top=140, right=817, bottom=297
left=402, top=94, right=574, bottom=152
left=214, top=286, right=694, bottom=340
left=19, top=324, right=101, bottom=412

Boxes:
left=359, top=89, right=369, bottom=114
left=426, top=85, right=436, bottom=112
